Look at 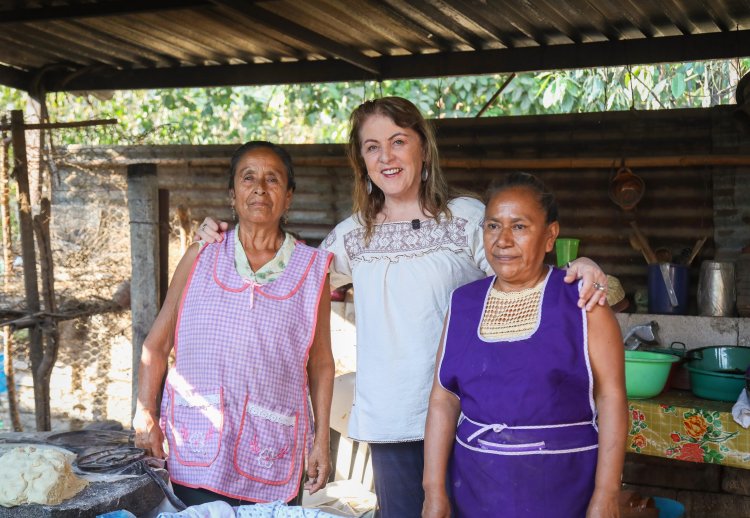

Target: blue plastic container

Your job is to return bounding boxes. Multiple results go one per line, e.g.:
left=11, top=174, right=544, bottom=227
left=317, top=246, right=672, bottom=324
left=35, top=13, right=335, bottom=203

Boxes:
left=653, top=496, right=685, bottom=518
left=0, top=353, right=6, bottom=393
left=96, top=511, right=137, bottom=518
left=648, top=263, right=689, bottom=315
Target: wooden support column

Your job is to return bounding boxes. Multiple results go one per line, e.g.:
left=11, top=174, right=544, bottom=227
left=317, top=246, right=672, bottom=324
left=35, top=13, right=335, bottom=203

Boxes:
left=158, top=189, right=169, bottom=307
left=11, top=109, right=46, bottom=430
left=127, top=163, right=160, bottom=418
left=1, top=114, right=22, bottom=431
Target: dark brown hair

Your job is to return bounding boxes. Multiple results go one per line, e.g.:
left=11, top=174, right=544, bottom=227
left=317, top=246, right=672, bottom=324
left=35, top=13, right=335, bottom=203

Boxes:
left=227, top=140, right=296, bottom=192
left=485, top=172, right=559, bottom=224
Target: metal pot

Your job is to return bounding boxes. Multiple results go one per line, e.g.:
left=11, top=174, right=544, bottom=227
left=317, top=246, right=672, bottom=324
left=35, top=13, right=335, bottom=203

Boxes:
left=686, top=345, right=750, bottom=373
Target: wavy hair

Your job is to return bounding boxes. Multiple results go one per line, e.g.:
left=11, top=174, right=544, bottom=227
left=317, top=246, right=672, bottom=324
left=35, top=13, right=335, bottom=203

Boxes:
left=347, top=97, right=457, bottom=242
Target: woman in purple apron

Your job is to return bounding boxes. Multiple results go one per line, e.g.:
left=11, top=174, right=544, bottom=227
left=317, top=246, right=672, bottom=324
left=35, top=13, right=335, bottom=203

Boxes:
left=423, top=173, right=626, bottom=518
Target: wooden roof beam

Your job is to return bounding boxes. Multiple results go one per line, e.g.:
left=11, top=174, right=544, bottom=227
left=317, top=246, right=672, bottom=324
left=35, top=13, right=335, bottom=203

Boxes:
left=35, top=29, right=750, bottom=92
left=0, top=64, right=31, bottom=92
left=0, top=1, right=211, bottom=24
left=210, top=0, right=381, bottom=76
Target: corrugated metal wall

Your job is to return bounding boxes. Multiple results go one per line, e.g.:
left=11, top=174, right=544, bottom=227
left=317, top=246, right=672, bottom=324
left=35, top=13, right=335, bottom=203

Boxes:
left=58, top=106, right=750, bottom=312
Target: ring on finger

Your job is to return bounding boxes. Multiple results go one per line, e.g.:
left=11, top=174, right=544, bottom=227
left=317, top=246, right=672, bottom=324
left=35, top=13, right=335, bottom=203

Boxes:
left=593, top=281, right=607, bottom=291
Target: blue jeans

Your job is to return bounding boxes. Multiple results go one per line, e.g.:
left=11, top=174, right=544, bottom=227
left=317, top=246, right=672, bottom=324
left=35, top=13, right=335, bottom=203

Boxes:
left=369, top=441, right=425, bottom=518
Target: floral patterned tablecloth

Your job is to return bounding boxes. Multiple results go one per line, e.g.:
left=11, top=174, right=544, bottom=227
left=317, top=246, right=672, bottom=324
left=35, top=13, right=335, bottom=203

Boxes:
left=628, top=390, right=750, bottom=469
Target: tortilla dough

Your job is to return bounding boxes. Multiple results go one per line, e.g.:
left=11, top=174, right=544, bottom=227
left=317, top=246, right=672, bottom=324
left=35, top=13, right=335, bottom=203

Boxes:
left=0, top=446, right=88, bottom=507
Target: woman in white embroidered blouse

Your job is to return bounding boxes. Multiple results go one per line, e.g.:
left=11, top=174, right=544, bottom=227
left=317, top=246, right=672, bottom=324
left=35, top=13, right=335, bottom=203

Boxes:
left=197, top=97, right=609, bottom=517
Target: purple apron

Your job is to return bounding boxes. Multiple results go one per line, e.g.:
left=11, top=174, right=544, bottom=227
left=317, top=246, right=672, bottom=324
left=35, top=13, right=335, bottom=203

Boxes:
left=439, top=268, right=598, bottom=517
left=161, top=230, right=332, bottom=503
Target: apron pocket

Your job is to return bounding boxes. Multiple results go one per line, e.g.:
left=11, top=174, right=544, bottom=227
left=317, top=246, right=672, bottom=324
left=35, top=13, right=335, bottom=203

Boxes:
left=477, top=438, right=546, bottom=452
left=168, top=386, right=224, bottom=467
left=234, top=397, right=299, bottom=485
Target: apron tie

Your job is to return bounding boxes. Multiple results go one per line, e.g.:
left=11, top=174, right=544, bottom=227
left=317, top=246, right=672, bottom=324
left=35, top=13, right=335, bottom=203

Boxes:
left=467, top=423, right=508, bottom=443
left=244, top=279, right=258, bottom=309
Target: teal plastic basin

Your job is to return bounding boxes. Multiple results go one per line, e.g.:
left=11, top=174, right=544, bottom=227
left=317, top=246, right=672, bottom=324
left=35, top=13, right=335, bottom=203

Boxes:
left=653, top=497, right=685, bottom=518
left=686, top=365, right=745, bottom=402
left=625, top=350, right=680, bottom=399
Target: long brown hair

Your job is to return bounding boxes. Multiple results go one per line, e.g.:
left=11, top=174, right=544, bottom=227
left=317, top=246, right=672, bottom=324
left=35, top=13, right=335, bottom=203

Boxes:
left=347, top=97, right=457, bottom=242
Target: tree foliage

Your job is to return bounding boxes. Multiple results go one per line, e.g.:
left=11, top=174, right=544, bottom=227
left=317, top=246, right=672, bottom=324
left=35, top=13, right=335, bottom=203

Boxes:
left=1, top=59, right=748, bottom=146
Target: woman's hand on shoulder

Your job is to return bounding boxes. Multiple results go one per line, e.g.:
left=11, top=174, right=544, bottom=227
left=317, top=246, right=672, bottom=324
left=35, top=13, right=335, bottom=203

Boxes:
left=564, top=257, right=608, bottom=311
left=195, top=217, right=228, bottom=244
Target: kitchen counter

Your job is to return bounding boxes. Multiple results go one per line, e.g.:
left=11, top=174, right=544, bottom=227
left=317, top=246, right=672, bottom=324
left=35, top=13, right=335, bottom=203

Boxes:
left=628, top=390, right=750, bottom=470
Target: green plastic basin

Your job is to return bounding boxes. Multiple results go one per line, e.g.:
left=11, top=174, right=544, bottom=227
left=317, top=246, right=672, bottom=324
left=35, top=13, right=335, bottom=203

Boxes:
left=625, top=350, right=680, bottom=399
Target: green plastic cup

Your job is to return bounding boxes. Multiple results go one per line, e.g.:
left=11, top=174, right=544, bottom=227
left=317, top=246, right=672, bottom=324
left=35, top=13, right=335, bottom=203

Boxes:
left=555, top=238, right=580, bottom=267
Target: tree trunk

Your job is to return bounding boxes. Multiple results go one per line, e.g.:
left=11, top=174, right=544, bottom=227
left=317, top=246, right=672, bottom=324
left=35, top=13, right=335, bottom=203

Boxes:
left=33, top=198, right=58, bottom=431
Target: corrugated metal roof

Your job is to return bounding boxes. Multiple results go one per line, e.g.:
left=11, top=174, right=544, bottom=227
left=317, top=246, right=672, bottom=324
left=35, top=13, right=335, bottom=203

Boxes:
left=0, top=1, right=748, bottom=93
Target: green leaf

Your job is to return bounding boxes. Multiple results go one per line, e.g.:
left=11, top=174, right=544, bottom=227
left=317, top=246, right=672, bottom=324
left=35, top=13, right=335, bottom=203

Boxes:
left=671, top=73, right=686, bottom=98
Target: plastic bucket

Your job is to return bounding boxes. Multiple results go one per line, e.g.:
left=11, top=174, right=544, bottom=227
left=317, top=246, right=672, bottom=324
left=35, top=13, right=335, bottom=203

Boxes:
left=0, top=353, right=6, bottom=393
left=652, top=497, right=685, bottom=518
left=648, top=263, right=689, bottom=315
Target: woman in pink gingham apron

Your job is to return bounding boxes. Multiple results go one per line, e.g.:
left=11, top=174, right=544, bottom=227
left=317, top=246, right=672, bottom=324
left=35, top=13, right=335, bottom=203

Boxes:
left=134, top=141, right=334, bottom=507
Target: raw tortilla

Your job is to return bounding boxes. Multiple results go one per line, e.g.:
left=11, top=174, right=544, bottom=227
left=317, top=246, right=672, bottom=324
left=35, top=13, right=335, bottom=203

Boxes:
left=0, top=445, right=88, bottom=507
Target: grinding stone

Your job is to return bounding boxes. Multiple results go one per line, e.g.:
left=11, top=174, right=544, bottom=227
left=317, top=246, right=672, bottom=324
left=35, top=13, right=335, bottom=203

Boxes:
left=0, top=469, right=167, bottom=518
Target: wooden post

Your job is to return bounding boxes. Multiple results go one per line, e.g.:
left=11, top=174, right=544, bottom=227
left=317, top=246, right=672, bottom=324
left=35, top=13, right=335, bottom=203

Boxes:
left=158, top=189, right=170, bottom=307
left=1, top=114, right=22, bottom=431
left=127, top=163, right=160, bottom=418
left=11, top=109, right=46, bottom=430
left=1, top=115, right=11, bottom=278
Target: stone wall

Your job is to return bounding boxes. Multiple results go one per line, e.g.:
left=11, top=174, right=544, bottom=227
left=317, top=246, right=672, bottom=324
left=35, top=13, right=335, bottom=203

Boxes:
left=623, top=454, right=750, bottom=518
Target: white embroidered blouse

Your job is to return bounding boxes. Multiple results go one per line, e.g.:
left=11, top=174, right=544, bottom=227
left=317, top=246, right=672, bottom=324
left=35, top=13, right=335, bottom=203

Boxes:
left=321, top=196, right=492, bottom=442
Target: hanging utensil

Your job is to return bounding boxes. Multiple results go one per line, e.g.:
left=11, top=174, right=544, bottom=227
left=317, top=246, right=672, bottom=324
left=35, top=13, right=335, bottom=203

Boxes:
left=609, top=162, right=645, bottom=211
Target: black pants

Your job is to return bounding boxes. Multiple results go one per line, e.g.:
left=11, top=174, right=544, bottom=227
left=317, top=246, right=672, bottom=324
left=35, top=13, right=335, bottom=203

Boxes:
left=369, top=441, right=425, bottom=518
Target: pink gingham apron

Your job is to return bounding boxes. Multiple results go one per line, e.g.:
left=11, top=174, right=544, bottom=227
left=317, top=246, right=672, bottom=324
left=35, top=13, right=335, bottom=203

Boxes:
left=161, top=229, right=332, bottom=503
